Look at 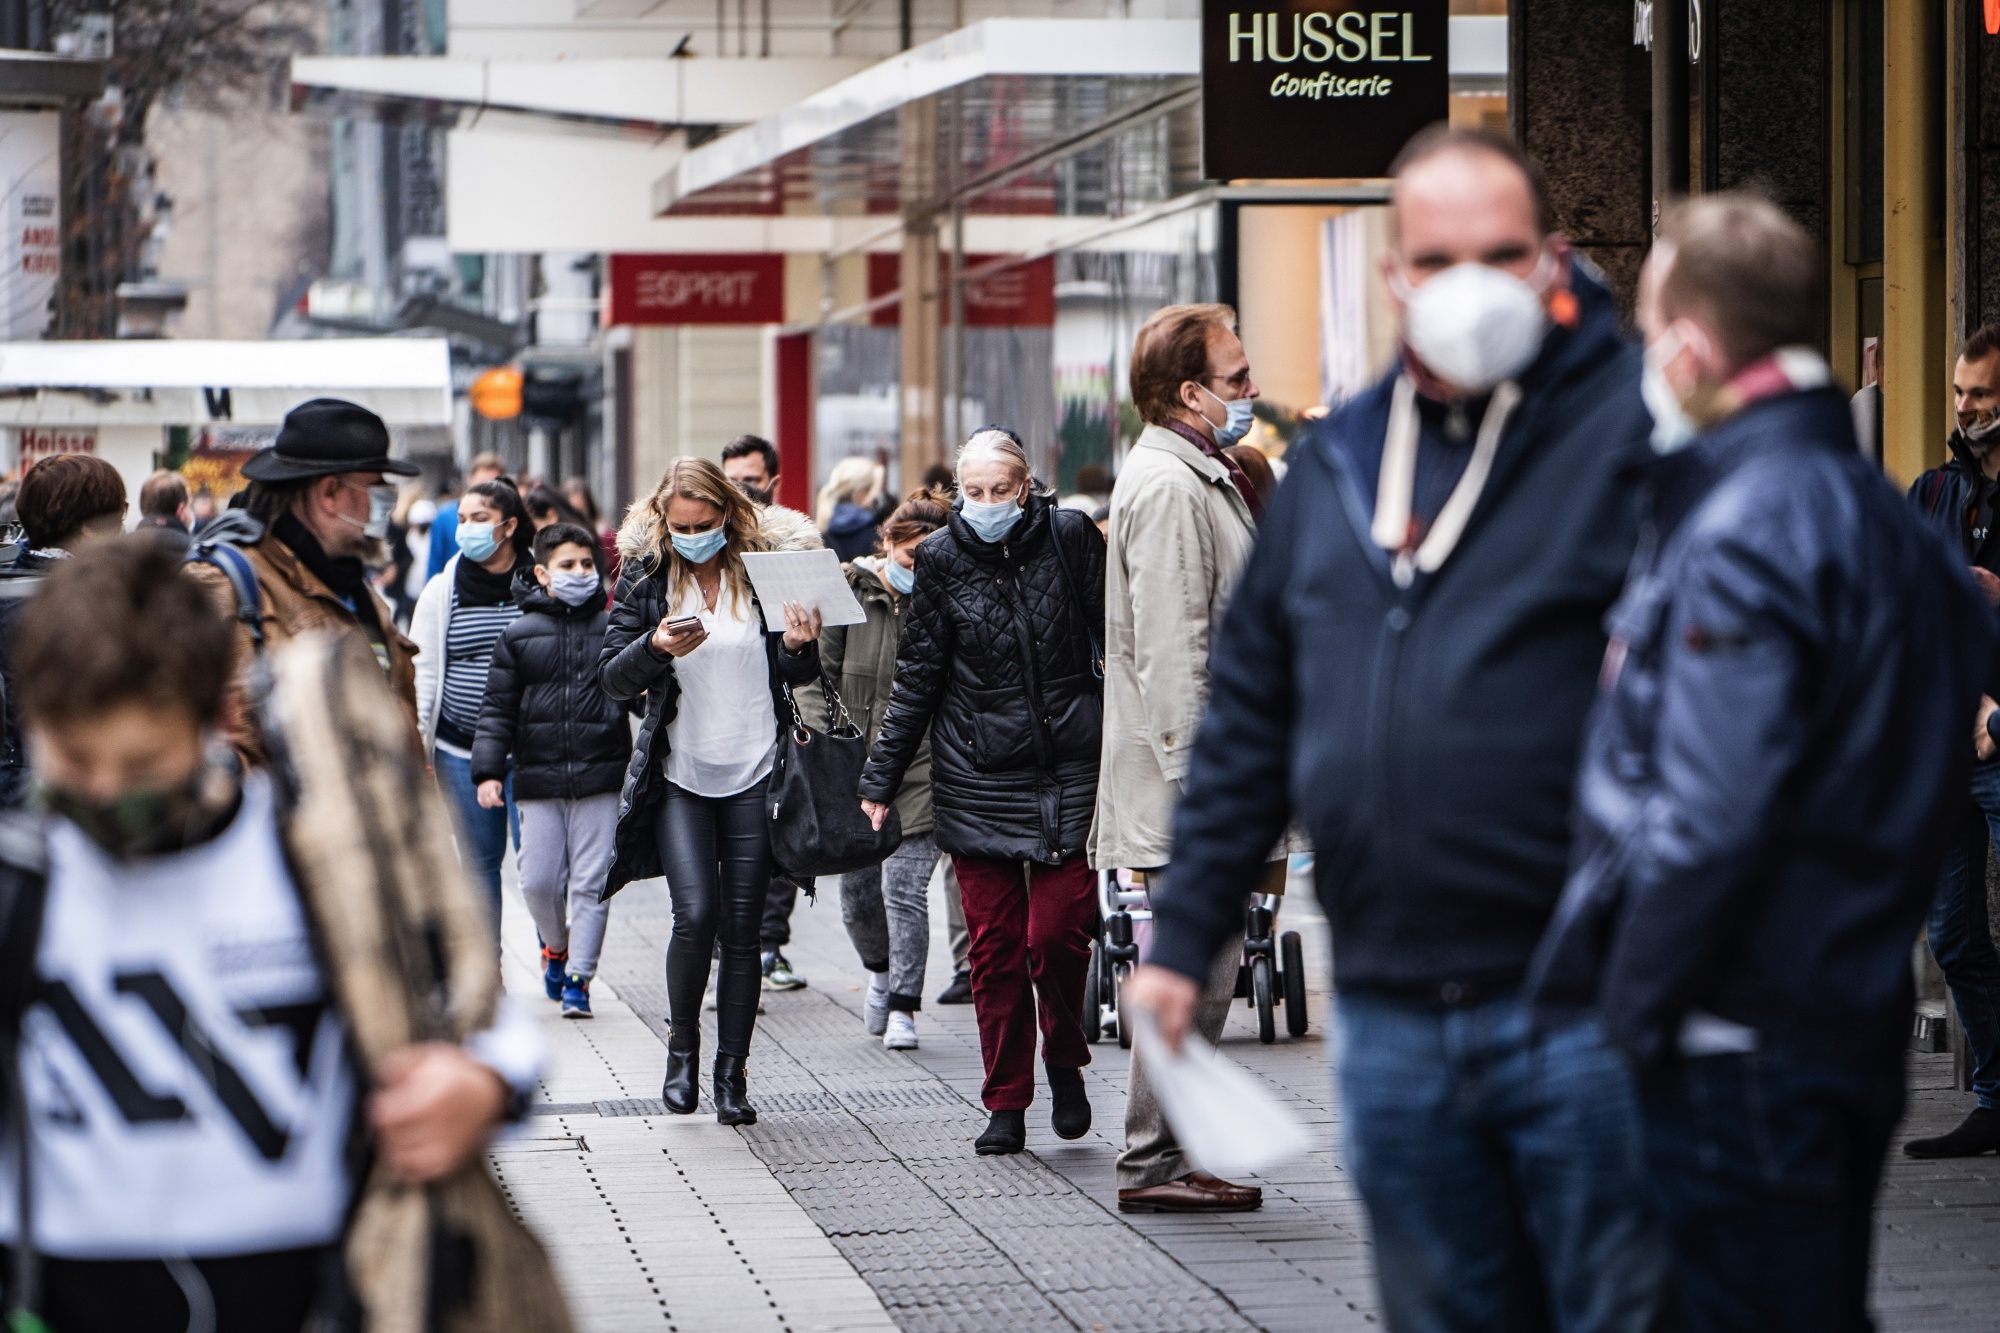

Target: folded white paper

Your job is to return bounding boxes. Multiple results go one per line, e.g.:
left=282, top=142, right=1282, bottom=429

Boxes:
left=1129, top=1007, right=1312, bottom=1180
left=739, top=550, right=868, bottom=633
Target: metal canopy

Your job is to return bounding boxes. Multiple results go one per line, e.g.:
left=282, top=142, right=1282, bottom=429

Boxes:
left=655, top=16, right=1508, bottom=218
left=0, top=338, right=453, bottom=426
left=0, top=50, right=105, bottom=105
left=289, top=55, right=869, bottom=136
left=656, top=19, right=1201, bottom=217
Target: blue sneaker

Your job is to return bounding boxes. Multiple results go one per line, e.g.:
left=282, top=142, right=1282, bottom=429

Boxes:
left=561, top=976, right=592, bottom=1018
left=541, top=947, right=567, bottom=1002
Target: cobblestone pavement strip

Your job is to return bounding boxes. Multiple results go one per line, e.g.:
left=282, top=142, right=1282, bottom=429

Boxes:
left=497, top=863, right=2000, bottom=1331
left=490, top=882, right=898, bottom=1333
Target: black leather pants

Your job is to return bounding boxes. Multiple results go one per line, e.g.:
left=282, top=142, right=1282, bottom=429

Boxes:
left=658, top=778, right=773, bottom=1059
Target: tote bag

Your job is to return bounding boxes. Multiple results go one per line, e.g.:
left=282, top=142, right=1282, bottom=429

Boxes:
left=767, top=676, right=902, bottom=878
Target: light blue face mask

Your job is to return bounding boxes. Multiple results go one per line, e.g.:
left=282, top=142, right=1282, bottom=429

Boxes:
left=885, top=557, right=916, bottom=594
left=1641, top=330, right=1700, bottom=454
left=456, top=520, right=500, bottom=562
left=1197, top=384, right=1256, bottom=447
left=548, top=569, right=600, bottom=607
left=671, top=525, right=728, bottom=564
left=960, top=497, right=1023, bottom=544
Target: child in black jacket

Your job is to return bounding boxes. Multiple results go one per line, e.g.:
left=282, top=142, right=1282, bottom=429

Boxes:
left=474, top=523, right=633, bottom=1016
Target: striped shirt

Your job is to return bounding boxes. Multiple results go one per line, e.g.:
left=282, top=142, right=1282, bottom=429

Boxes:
left=435, top=585, right=520, bottom=753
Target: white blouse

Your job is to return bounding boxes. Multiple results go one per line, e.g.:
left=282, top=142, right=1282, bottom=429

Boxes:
left=663, top=579, right=778, bottom=798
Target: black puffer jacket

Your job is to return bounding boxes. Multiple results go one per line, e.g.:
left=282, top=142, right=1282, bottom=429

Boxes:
left=470, top=573, right=631, bottom=801
left=597, top=552, right=821, bottom=898
left=860, top=493, right=1106, bottom=863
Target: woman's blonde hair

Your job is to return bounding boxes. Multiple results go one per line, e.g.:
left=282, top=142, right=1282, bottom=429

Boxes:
left=642, top=455, right=764, bottom=610
left=955, top=429, right=1031, bottom=487
left=815, top=456, right=886, bottom=529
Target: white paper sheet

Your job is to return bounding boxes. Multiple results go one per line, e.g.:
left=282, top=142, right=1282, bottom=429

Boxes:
left=1129, top=1008, right=1312, bottom=1180
left=739, top=549, right=868, bottom=633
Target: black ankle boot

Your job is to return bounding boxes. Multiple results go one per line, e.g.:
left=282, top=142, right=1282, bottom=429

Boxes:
left=662, top=1031, right=699, bottom=1115
left=975, top=1109, right=1026, bottom=1155
left=1047, top=1065, right=1091, bottom=1140
left=1905, top=1106, right=2000, bottom=1157
left=713, top=1054, right=757, bottom=1126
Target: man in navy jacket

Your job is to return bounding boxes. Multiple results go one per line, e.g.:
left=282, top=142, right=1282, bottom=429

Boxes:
left=1527, top=198, right=1990, bottom=1328
left=1126, top=127, right=1666, bottom=1331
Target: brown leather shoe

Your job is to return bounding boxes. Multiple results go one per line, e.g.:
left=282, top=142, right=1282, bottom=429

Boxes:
left=1118, top=1171, right=1263, bottom=1213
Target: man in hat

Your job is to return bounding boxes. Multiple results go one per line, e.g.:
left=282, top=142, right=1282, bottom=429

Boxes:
left=189, top=398, right=423, bottom=761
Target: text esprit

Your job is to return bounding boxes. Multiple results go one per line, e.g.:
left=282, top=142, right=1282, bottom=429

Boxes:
left=1226, top=11, right=1432, bottom=65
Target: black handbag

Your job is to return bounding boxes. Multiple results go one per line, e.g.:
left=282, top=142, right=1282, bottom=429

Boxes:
left=766, top=675, right=902, bottom=878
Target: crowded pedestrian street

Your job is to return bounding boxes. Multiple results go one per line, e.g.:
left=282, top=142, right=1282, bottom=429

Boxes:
left=489, top=859, right=2000, bottom=1333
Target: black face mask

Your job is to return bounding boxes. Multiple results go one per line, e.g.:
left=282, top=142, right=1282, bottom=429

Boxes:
left=42, top=758, right=240, bottom=862
left=732, top=479, right=771, bottom=507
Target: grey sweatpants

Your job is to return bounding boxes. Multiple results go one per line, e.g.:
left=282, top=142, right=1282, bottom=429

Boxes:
left=1118, top=934, right=1244, bottom=1189
left=840, top=832, right=939, bottom=1010
left=517, top=793, right=618, bottom=980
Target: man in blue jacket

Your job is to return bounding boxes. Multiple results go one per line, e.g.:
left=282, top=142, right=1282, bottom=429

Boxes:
left=1526, top=197, right=1990, bottom=1328
left=1903, top=325, right=2000, bottom=1158
left=1124, top=126, right=1665, bottom=1331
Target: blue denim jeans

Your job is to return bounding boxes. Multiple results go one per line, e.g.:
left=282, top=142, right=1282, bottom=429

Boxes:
left=1929, top=757, right=2000, bottom=1108
left=434, top=748, right=517, bottom=929
left=1639, top=1049, right=1902, bottom=1333
left=1335, top=991, right=1666, bottom=1333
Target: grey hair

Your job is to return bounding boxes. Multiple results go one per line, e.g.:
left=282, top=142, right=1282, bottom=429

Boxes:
left=955, top=429, right=1030, bottom=484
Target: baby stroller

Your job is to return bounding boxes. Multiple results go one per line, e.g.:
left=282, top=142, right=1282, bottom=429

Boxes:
left=1084, top=865, right=1309, bottom=1047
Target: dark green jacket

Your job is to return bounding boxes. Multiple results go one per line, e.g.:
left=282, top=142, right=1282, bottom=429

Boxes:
left=814, top=559, right=933, bottom=839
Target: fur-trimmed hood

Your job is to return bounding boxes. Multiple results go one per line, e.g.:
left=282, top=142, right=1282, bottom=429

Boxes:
left=615, top=497, right=822, bottom=570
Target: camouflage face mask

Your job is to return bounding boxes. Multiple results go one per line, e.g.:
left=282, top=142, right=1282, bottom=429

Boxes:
left=41, top=761, right=235, bottom=862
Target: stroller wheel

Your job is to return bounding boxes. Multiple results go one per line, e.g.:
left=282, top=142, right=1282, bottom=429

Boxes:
left=1083, top=942, right=1104, bottom=1044
left=1251, top=954, right=1276, bottom=1044
left=1113, top=962, right=1133, bottom=1049
left=1281, top=931, right=1309, bottom=1037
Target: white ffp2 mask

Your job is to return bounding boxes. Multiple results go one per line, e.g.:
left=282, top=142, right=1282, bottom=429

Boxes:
left=1395, top=255, right=1554, bottom=392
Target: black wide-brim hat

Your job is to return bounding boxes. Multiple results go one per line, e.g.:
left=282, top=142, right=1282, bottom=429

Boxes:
left=240, top=397, right=422, bottom=482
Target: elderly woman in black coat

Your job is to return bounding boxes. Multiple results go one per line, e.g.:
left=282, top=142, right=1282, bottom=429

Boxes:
left=860, top=428, right=1106, bottom=1156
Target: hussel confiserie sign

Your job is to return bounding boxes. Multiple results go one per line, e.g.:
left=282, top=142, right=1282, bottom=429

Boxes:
left=1201, top=1, right=1449, bottom=180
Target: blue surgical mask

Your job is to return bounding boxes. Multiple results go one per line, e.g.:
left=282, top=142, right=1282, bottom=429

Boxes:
left=885, top=557, right=916, bottom=594
left=456, top=520, right=500, bottom=562
left=549, top=569, right=600, bottom=607
left=670, top=525, right=728, bottom=564
left=960, top=497, right=1023, bottom=544
left=1197, top=384, right=1256, bottom=446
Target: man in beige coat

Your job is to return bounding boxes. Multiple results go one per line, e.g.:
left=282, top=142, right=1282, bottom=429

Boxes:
left=1090, top=303, right=1266, bottom=1213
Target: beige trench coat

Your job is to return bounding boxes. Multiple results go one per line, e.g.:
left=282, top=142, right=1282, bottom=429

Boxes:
left=1088, top=423, right=1260, bottom=871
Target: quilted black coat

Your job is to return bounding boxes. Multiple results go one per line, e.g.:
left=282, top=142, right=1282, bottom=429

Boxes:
left=859, top=493, right=1106, bottom=863
left=470, top=574, right=632, bottom=801
left=597, top=551, right=821, bottom=898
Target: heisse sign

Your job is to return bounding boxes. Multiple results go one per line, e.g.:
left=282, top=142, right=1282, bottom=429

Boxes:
left=1201, top=1, right=1448, bottom=181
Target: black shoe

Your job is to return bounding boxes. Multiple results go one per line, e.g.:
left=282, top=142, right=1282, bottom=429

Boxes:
left=662, top=1030, right=700, bottom=1115
left=975, top=1109, right=1026, bottom=1155
left=1047, top=1065, right=1091, bottom=1140
left=936, top=971, right=974, bottom=1005
left=1904, top=1107, right=2000, bottom=1157
left=714, top=1054, right=758, bottom=1126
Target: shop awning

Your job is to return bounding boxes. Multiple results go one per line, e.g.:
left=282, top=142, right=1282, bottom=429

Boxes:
left=654, top=16, right=1508, bottom=216
left=290, top=55, right=870, bottom=135
left=0, top=338, right=454, bottom=426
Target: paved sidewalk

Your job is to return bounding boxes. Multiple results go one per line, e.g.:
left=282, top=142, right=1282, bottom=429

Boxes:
left=492, top=884, right=897, bottom=1333
left=503, top=868, right=2000, bottom=1331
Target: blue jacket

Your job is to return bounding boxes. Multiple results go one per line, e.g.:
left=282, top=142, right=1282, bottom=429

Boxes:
left=1146, top=267, right=1649, bottom=994
left=1526, top=385, right=1993, bottom=1066
left=426, top=498, right=460, bottom=582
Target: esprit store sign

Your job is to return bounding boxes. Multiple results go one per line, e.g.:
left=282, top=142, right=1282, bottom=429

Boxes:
left=865, top=255, right=1056, bottom=327
left=606, top=254, right=786, bottom=326
left=1201, top=1, right=1448, bottom=181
